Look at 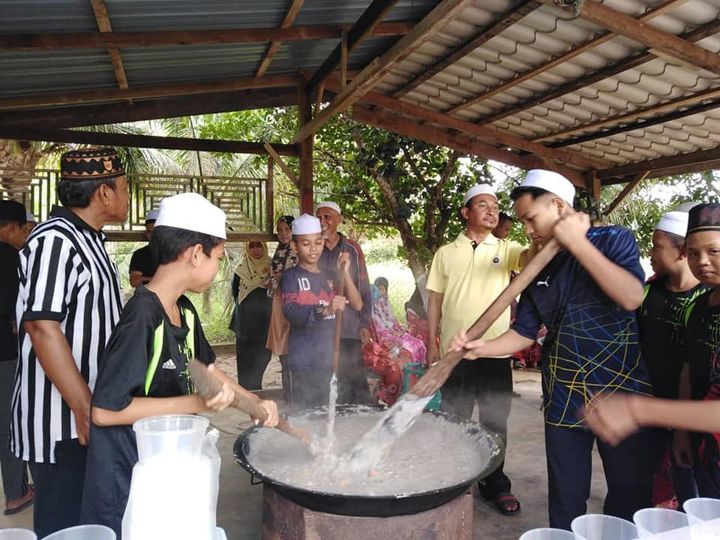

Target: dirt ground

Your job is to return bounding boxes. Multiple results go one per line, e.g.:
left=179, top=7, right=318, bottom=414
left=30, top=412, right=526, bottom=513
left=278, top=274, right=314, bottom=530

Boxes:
left=0, top=355, right=609, bottom=539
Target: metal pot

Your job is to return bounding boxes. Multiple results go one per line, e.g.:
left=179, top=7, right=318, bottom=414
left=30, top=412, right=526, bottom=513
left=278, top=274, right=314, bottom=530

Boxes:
left=234, top=405, right=504, bottom=517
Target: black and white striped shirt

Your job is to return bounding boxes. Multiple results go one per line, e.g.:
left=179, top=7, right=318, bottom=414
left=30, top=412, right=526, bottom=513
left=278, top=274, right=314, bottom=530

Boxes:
left=11, top=206, right=123, bottom=463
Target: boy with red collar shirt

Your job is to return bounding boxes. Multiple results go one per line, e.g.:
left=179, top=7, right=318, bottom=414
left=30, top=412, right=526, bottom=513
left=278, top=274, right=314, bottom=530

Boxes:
left=281, top=214, right=362, bottom=409
left=451, top=170, right=653, bottom=530
left=81, top=193, right=278, bottom=537
left=586, top=203, right=720, bottom=499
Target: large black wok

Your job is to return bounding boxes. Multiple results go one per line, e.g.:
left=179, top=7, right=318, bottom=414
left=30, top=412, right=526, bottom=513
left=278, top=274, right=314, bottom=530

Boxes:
left=233, top=405, right=504, bottom=517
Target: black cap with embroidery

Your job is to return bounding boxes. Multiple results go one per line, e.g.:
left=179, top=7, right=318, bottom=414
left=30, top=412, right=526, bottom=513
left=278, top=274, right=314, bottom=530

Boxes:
left=60, top=147, right=125, bottom=181
left=0, top=200, right=27, bottom=223
left=687, top=203, right=720, bottom=236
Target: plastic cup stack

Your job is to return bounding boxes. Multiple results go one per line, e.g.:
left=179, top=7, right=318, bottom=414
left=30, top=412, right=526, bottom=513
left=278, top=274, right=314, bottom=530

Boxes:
left=42, top=525, right=116, bottom=540
left=519, top=528, right=576, bottom=540
left=0, top=529, right=37, bottom=540
left=571, top=514, right=638, bottom=540
left=633, top=508, right=690, bottom=539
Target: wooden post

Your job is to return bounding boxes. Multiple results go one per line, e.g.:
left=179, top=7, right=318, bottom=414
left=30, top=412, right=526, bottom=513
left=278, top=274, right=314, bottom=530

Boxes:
left=298, top=84, right=314, bottom=214
left=340, top=30, right=348, bottom=88
left=267, top=156, right=275, bottom=235
left=585, top=170, right=602, bottom=224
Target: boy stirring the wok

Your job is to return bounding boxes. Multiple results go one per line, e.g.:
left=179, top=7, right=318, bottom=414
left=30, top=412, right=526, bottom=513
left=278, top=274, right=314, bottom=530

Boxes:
left=449, top=170, right=653, bottom=530
left=81, top=193, right=279, bottom=537
left=280, top=214, right=362, bottom=409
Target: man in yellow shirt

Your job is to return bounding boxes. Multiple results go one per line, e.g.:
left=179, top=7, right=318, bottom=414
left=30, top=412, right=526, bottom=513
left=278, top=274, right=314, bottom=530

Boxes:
left=427, top=183, right=529, bottom=516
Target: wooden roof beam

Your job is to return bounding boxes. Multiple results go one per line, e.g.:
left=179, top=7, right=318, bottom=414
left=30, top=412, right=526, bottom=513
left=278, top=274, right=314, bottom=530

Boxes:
left=255, top=0, right=305, bottom=77
left=352, top=105, right=586, bottom=186
left=0, top=21, right=414, bottom=51
left=324, top=78, right=607, bottom=169
left=548, top=0, right=720, bottom=75
left=476, top=17, right=720, bottom=125
left=0, top=74, right=298, bottom=110
left=447, top=0, right=684, bottom=115
left=602, top=171, right=649, bottom=216
left=89, top=0, right=129, bottom=92
left=597, top=147, right=720, bottom=180
left=0, top=128, right=300, bottom=156
left=306, top=0, right=400, bottom=93
left=293, top=0, right=475, bottom=142
left=392, top=0, right=540, bottom=99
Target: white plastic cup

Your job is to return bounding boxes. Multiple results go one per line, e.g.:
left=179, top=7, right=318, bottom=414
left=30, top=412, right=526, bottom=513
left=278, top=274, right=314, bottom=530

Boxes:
left=42, top=525, right=115, bottom=540
left=633, top=508, right=689, bottom=538
left=0, top=529, right=37, bottom=540
left=684, top=498, right=720, bottom=526
left=133, top=414, right=209, bottom=460
left=571, top=514, right=638, bottom=540
left=519, top=528, right=576, bottom=540
left=216, top=528, right=227, bottom=540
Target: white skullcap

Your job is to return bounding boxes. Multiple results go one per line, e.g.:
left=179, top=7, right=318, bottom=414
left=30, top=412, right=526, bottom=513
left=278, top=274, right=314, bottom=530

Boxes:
left=463, top=184, right=497, bottom=205
left=155, top=193, right=226, bottom=240
left=674, top=201, right=701, bottom=213
left=25, top=210, right=35, bottom=222
left=315, top=201, right=341, bottom=215
left=515, top=169, right=575, bottom=205
left=655, top=211, right=689, bottom=237
left=292, top=213, right=321, bottom=235
left=145, top=209, right=160, bottom=222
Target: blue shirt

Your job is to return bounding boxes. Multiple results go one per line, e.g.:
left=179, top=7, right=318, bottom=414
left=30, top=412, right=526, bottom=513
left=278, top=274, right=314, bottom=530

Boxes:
left=280, top=265, right=336, bottom=370
left=513, top=226, right=652, bottom=428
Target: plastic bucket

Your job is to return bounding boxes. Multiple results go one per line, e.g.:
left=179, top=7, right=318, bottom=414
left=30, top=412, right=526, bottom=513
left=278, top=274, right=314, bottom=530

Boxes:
left=0, top=529, right=37, bottom=540
left=633, top=508, right=689, bottom=538
left=42, top=525, right=115, bottom=540
left=401, top=362, right=441, bottom=411
left=571, top=514, right=638, bottom=540
left=133, top=414, right=209, bottom=460
left=519, top=528, right=576, bottom=540
left=684, top=497, right=720, bottom=526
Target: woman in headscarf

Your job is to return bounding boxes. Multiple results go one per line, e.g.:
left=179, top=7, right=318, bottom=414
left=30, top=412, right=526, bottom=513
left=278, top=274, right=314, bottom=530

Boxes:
left=231, top=240, right=272, bottom=389
left=266, top=216, right=298, bottom=398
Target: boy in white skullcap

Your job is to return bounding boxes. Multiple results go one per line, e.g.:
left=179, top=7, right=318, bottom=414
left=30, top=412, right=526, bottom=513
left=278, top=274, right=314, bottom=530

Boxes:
left=81, top=193, right=279, bottom=536
left=280, top=214, right=362, bottom=409
left=636, top=210, right=707, bottom=506
left=450, top=170, right=653, bottom=529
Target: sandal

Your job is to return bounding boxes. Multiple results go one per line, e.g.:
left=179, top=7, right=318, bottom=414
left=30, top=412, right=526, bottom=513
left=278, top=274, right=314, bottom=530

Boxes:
left=4, top=485, right=34, bottom=515
left=493, top=492, right=521, bottom=516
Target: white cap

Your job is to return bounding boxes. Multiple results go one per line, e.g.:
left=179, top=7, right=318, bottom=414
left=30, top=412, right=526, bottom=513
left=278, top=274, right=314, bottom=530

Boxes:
left=655, top=211, right=689, bottom=237
left=25, top=210, right=35, bottom=222
left=145, top=209, right=160, bottom=222
left=292, top=213, right=321, bottom=235
left=155, top=193, right=226, bottom=240
left=315, top=201, right=341, bottom=215
left=675, top=201, right=700, bottom=213
left=515, top=169, right=575, bottom=205
left=463, top=184, right=497, bottom=205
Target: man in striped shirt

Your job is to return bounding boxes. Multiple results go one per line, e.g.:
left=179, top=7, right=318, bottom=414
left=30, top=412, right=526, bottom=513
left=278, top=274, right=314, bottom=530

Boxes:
left=11, top=148, right=129, bottom=537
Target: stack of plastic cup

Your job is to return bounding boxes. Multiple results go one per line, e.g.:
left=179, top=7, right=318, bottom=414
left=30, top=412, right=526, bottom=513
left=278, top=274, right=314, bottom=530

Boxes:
left=633, top=508, right=690, bottom=539
left=684, top=498, right=720, bottom=525
left=42, top=525, right=116, bottom=540
left=0, top=530, right=37, bottom=540
left=519, top=528, right=576, bottom=540
left=571, top=514, right=638, bottom=540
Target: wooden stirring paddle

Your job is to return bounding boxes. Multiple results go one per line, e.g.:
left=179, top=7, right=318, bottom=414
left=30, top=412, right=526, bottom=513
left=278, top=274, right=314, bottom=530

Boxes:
left=411, top=238, right=561, bottom=398
left=188, top=359, right=312, bottom=444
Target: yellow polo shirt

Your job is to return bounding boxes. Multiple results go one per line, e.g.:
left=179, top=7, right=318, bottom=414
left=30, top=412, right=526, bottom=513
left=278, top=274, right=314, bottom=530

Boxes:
left=427, top=233, right=525, bottom=355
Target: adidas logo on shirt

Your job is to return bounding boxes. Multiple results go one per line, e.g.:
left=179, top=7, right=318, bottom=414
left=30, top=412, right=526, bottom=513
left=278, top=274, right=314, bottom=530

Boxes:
left=162, top=359, right=177, bottom=370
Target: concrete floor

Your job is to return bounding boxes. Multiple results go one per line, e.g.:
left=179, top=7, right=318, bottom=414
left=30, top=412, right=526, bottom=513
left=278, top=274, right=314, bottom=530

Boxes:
left=0, top=366, right=609, bottom=539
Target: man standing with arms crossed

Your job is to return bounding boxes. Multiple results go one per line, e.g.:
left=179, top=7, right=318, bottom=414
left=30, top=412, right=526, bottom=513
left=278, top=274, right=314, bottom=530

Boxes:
left=427, top=184, right=531, bottom=516
left=11, top=148, right=129, bottom=537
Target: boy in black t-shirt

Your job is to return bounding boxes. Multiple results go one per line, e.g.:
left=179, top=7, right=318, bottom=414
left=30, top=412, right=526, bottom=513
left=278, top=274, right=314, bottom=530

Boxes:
left=80, top=193, right=279, bottom=536
left=639, top=210, right=707, bottom=505
left=280, top=214, right=362, bottom=409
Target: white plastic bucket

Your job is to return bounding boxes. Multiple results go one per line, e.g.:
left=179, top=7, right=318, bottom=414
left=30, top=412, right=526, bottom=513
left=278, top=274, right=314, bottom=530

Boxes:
left=571, top=514, right=638, bottom=540
left=42, top=524, right=115, bottom=540
left=133, top=414, right=208, bottom=460
left=519, top=528, right=576, bottom=540
left=633, top=508, right=689, bottom=538
left=0, top=529, right=37, bottom=540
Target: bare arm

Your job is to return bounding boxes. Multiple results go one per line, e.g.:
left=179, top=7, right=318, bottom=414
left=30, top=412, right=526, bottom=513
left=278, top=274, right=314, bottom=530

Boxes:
left=427, top=291, right=443, bottom=363
left=451, top=328, right=534, bottom=360
left=25, top=319, right=91, bottom=444
left=342, top=261, right=362, bottom=311
left=93, top=395, right=205, bottom=427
